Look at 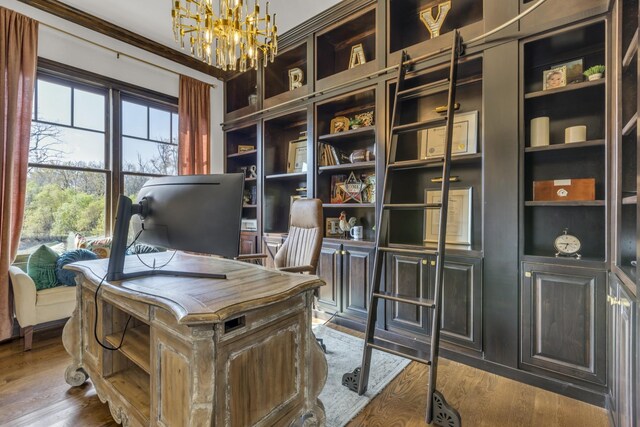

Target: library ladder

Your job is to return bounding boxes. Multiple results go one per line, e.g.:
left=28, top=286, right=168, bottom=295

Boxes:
left=342, top=30, right=463, bottom=427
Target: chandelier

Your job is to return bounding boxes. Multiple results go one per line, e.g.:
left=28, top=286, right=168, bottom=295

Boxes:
left=172, top=0, right=278, bottom=72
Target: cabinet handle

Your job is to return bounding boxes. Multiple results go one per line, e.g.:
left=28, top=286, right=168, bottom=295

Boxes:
left=430, top=260, right=436, bottom=266
left=524, top=271, right=532, bottom=278
left=342, top=251, right=347, bottom=255
left=335, top=251, right=340, bottom=255
left=421, top=259, right=427, bottom=265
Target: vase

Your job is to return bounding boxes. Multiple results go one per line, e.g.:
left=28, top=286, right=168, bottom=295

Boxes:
left=587, top=73, right=603, bottom=81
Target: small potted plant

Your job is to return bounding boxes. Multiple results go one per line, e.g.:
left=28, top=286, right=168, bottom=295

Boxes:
left=583, top=65, right=605, bottom=81
left=350, top=117, right=363, bottom=130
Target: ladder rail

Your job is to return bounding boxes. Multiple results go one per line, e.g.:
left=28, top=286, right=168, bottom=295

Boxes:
left=425, top=29, right=461, bottom=424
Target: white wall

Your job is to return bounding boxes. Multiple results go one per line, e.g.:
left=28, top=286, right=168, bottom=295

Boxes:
left=0, top=0, right=225, bottom=172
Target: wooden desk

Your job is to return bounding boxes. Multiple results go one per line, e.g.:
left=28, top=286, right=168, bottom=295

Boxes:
left=62, top=252, right=327, bottom=427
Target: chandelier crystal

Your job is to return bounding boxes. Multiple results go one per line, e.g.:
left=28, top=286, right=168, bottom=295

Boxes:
left=172, top=0, right=278, bottom=72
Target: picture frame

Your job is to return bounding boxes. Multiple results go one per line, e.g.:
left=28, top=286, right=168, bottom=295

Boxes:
left=237, top=145, right=255, bottom=153
left=325, top=217, right=342, bottom=238
left=420, top=111, right=478, bottom=159
left=330, top=116, right=350, bottom=134
left=543, top=65, right=567, bottom=91
left=424, top=187, right=472, bottom=245
left=287, top=140, right=307, bottom=173
left=551, top=59, right=583, bottom=84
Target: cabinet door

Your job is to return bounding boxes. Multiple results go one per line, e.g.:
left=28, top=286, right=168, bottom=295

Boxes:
left=384, top=252, right=430, bottom=336
left=435, top=256, right=483, bottom=351
left=239, top=232, right=257, bottom=255
left=316, top=242, right=342, bottom=313
left=342, top=244, right=375, bottom=321
left=617, top=283, right=635, bottom=427
left=608, top=276, right=619, bottom=419
left=521, top=263, right=606, bottom=385
left=262, top=235, right=284, bottom=269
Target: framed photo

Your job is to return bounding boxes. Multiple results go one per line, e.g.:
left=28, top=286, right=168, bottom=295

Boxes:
left=424, top=187, right=472, bottom=246
left=325, top=217, right=342, bottom=238
left=551, top=59, right=583, bottom=84
left=237, top=145, right=255, bottom=153
left=420, top=111, right=478, bottom=159
left=330, top=116, right=350, bottom=134
left=287, top=140, right=307, bottom=173
left=543, top=66, right=567, bottom=91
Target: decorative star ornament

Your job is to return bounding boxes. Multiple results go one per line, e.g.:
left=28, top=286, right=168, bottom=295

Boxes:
left=339, top=172, right=366, bottom=203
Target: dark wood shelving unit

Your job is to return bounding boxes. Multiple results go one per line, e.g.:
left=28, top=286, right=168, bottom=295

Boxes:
left=265, top=172, right=307, bottom=180
left=221, top=0, right=631, bottom=409
left=225, top=123, right=260, bottom=254
left=227, top=149, right=257, bottom=158
left=315, top=6, right=377, bottom=89
left=525, top=200, right=606, bottom=206
left=318, top=161, right=375, bottom=172
left=525, top=139, right=605, bottom=153
left=524, top=78, right=605, bottom=99
left=318, top=126, right=375, bottom=141
left=323, top=203, right=375, bottom=208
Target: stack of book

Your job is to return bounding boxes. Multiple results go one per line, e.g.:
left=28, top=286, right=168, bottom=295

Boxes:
left=319, top=143, right=350, bottom=166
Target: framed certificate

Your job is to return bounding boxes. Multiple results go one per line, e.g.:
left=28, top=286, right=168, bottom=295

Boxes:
left=287, top=140, right=308, bottom=173
left=420, top=111, right=478, bottom=159
left=424, top=187, right=472, bottom=245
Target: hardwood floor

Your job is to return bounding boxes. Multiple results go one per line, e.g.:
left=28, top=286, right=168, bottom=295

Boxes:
left=0, top=325, right=607, bottom=427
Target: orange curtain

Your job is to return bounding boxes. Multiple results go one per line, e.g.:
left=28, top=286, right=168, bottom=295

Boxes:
left=178, top=75, right=211, bottom=175
left=0, top=8, right=38, bottom=341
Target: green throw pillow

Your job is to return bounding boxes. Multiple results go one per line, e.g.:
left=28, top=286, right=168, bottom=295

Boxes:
left=27, top=245, right=60, bottom=290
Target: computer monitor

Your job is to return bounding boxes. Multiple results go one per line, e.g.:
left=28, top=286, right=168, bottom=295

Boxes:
left=106, top=174, right=245, bottom=281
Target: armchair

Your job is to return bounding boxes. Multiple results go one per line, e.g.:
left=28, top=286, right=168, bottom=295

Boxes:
left=8, top=266, right=76, bottom=350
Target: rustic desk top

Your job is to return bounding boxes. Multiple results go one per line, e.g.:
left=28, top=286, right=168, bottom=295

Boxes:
left=66, top=252, right=324, bottom=325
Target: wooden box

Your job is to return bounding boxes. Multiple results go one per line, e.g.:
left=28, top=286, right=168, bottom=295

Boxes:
left=533, top=178, right=595, bottom=201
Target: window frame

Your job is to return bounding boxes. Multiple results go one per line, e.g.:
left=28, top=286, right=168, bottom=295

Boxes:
left=28, top=58, right=179, bottom=237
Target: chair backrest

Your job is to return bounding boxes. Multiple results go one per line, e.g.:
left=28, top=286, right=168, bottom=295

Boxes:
left=274, top=199, right=323, bottom=274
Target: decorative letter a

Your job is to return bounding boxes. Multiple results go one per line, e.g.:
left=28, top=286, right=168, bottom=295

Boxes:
left=419, top=1, right=452, bottom=39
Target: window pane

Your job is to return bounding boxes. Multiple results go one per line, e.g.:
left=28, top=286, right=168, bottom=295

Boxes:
left=122, top=101, right=147, bottom=138
left=171, top=113, right=179, bottom=143
left=122, top=137, right=177, bottom=175
left=74, top=89, right=105, bottom=131
left=37, top=80, right=71, bottom=125
left=21, top=168, right=106, bottom=251
left=123, top=174, right=153, bottom=199
left=149, top=108, right=171, bottom=142
left=29, top=123, right=105, bottom=168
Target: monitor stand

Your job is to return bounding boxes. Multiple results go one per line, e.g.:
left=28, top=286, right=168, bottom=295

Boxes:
left=107, top=195, right=227, bottom=282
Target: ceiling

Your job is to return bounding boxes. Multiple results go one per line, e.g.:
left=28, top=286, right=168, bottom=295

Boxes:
left=58, top=0, right=342, bottom=52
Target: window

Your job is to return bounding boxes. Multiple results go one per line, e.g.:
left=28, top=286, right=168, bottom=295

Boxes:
left=20, top=66, right=178, bottom=252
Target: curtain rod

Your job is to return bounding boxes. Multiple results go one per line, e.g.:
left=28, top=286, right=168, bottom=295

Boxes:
left=38, top=21, right=218, bottom=89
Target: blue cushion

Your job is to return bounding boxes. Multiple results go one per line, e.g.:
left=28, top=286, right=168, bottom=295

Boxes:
left=55, top=249, right=98, bottom=286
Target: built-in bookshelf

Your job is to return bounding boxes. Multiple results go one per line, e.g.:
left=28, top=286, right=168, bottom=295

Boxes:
left=616, top=0, right=639, bottom=289
left=263, top=109, right=309, bottom=234
left=225, top=68, right=258, bottom=120
left=387, top=56, right=484, bottom=252
left=315, top=88, right=377, bottom=242
left=264, top=42, right=309, bottom=108
left=225, top=123, right=260, bottom=254
left=315, top=6, right=377, bottom=89
left=521, top=21, right=607, bottom=261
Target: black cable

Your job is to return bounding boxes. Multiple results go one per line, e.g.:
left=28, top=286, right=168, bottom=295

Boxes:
left=93, top=229, right=143, bottom=351
left=134, top=247, right=177, bottom=270
left=322, top=310, right=339, bottom=326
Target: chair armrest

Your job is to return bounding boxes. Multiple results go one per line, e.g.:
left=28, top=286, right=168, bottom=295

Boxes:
left=278, top=265, right=315, bottom=274
left=8, top=266, right=37, bottom=327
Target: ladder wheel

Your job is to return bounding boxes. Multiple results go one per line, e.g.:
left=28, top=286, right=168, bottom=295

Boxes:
left=341, top=367, right=361, bottom=393
left=432, top=390, right=461, bottom=427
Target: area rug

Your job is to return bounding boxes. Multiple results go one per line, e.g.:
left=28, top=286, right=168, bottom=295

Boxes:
left=313, top=325, right=411, bottom=427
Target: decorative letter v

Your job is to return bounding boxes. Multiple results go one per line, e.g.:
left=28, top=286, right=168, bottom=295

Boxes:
left=419, top=1, right=452, bottom=39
